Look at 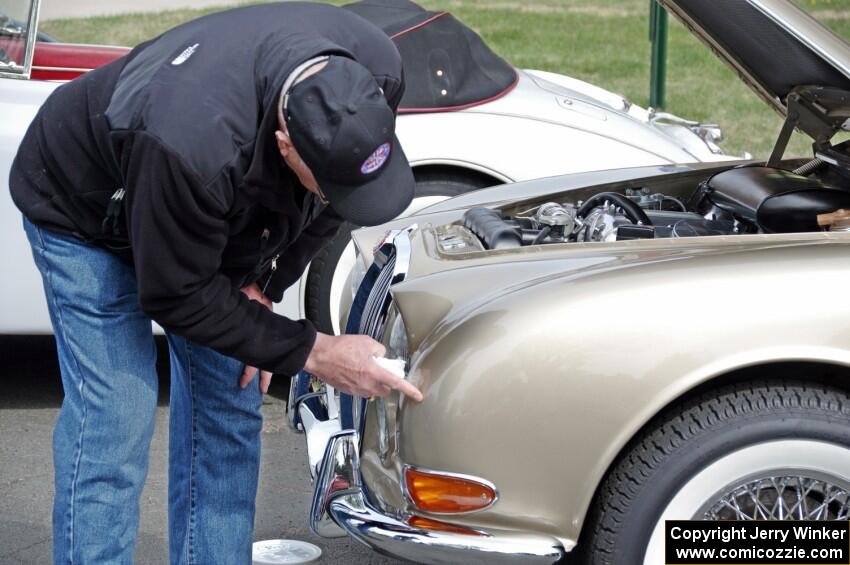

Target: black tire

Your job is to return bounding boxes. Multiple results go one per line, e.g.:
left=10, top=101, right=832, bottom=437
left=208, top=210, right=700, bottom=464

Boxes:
left=304, top=169, right=497, bottom=334
left=583, top=380, right=850, bottom=565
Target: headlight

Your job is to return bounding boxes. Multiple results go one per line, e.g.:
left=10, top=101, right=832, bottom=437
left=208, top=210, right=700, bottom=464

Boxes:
left=385, top=305, right=409, bottom=368
left=377, top=305, right=409, bottom=463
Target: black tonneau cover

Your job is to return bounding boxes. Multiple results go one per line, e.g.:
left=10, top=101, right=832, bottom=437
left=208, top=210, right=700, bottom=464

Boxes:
left=345, top=0, right=518, bottom=113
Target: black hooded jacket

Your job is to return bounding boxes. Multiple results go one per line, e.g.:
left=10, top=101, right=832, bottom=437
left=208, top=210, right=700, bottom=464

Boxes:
left=10, top=2, right=404, bottom=375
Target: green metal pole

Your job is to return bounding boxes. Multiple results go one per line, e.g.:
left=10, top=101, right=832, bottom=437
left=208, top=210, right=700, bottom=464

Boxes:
left=649, top=0, right=668, bottom=109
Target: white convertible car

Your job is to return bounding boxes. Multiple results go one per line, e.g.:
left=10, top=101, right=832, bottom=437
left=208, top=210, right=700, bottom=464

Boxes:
left=1, top=0, right=735, bottom=338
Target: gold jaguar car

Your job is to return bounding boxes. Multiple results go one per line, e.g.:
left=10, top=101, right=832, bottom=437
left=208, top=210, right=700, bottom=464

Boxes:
left=290, top=1, right=850, bottom=563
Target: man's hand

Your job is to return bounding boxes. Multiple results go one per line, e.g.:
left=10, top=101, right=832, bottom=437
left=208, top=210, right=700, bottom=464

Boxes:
left=239, top=283, right=273, bottom=393
left=304, top=333, right=423, bottom=402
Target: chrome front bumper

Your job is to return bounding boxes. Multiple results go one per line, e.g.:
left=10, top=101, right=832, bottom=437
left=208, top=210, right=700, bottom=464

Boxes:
left=308, top=430, right=567, bottom=565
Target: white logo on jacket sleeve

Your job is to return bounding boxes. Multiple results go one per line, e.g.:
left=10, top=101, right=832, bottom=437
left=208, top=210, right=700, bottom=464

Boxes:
left=361, top=142, right=391, bottom=175
left=171, top=43, right=199, bottom=66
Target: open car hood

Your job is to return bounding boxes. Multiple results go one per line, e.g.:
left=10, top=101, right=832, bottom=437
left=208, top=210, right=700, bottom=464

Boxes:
left=660, top=0, right=850, bottom=123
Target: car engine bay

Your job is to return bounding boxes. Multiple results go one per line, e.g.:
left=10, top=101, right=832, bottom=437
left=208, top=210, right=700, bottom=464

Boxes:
left=458, top=161, right=850, bottom=251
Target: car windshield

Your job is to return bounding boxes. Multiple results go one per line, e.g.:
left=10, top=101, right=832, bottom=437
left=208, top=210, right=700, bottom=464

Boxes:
left=0, top=0, right=37, bottom=75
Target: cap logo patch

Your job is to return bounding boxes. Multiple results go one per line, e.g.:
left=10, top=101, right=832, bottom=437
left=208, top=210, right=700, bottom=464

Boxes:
left=360, top=142, right=391, bottom=175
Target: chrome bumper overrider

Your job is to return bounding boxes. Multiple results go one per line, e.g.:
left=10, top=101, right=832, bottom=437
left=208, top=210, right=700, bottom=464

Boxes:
left=308, top=430, right=567, bottom=565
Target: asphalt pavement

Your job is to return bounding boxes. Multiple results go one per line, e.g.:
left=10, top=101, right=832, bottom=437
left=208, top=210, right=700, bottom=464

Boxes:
left=0, top=336, right=402, bottom=565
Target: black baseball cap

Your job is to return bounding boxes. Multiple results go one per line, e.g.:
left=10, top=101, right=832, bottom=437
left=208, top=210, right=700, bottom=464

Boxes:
left=283, top=56, right=414, bottom=226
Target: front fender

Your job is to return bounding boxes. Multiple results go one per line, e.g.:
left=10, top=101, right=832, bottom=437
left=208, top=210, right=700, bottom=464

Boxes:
left=396, top=236, right=850, bottom=542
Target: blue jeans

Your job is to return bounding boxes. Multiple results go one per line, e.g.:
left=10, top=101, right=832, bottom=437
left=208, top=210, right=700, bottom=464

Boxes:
left=24, top=218, right=263, bottom=565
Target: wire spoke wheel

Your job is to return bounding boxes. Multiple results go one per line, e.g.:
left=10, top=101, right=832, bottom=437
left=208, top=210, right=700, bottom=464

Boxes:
left=585, top=382, right=850, bottom=565
left=702, top=475, right=850, bottom=521
left=641, top=440, right=850, bottom=565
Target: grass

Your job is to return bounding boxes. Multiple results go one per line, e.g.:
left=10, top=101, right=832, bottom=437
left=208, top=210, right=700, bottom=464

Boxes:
left=40, top=0, right=850, bottom=159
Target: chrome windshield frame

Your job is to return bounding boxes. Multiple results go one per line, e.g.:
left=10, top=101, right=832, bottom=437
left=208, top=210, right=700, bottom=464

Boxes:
left=0, top=0, right=40, bottom=79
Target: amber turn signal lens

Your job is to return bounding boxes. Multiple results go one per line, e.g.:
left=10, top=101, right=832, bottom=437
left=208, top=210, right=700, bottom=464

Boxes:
left=407, top=515, right=486, bottom=536
left=404, top=467, right=497, bottom=514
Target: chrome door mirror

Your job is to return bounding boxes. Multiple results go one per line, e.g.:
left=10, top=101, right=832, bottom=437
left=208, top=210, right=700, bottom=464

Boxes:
left=0, top=0, right=40, bottom=79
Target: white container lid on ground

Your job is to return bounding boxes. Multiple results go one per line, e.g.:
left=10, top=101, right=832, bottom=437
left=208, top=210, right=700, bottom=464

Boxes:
left=252, top=539, right=322, bottom=564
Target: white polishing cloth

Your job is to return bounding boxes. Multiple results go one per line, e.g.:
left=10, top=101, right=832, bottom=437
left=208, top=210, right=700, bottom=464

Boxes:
left=374, top=356, right=406, bottom=378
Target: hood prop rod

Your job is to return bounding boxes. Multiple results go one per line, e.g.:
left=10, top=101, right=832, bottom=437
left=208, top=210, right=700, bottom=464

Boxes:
left=768, top=86, right=849, bottom=169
